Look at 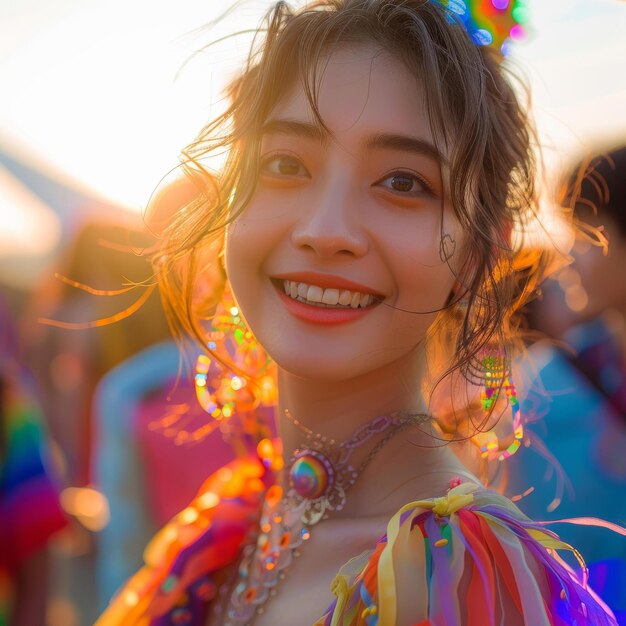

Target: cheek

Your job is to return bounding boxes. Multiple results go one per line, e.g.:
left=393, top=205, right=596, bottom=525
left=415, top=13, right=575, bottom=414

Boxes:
left=224, top=194, right=290, bottom=268
left=395, top=265, right=456, bottom=324
left=224, top=207, right=287, bottom=331
left=391, top=221, right=462, bottom=304
left=224, top=217, right=260, bottom=306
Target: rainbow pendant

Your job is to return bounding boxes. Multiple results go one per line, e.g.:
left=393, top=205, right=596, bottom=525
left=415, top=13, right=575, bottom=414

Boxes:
left=289, top=450, right=335, bottom=500
left=282, top=409, right=417, bottom=525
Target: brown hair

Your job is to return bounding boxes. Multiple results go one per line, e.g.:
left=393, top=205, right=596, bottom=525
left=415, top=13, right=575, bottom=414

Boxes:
left=157, top=0, right=549, bottom=401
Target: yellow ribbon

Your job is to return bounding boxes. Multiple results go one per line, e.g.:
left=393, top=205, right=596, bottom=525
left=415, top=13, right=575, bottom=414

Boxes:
left=527, top=528, right=588, bottom=578
left=431, top=485, right=476, bottom=517
left=329, top=575, right=351, bottom=626
left=376, top=483, right=478, bottom=626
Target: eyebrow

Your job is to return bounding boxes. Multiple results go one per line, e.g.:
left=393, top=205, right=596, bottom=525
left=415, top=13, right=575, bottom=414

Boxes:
left=261, top=119, right=328, bottom=145
left=365, top=133, right=444, bottom=165
left=261, top=118, right=443, bottom=165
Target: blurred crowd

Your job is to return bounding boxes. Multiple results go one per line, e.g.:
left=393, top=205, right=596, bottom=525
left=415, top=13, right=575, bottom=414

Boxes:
left=0, top=173, right=233, bottom=624
left=1, top=135, right=626, bottom=625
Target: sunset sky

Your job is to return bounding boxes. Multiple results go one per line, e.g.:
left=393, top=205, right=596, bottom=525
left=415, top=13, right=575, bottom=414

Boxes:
left=0, top=0, right=625, bottom=259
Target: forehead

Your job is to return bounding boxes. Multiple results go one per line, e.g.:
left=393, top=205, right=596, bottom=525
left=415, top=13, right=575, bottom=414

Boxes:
left=266, top=44, right=433, bottom=142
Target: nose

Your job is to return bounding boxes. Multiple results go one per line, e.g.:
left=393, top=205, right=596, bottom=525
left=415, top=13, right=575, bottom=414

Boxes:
left=290, top=179, right=368, bottom=259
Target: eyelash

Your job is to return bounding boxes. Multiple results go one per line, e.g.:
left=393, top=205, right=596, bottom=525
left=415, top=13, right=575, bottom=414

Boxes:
left=260, top=153, right=435, bottom=197
left=261, top=153, right=310, bottom=178
left=373, top=170, right=435, bottom=197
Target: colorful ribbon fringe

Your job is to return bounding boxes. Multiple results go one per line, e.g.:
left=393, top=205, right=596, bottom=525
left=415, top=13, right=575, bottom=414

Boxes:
left=96, top=461, right=621, bottom=626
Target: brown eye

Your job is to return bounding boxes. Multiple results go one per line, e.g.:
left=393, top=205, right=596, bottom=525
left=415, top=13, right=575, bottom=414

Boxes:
left=375, top=170, right=433, bottom=197
left=390, top=174, right=415, bottom=193
left=263, top=155, right=308, bottom=177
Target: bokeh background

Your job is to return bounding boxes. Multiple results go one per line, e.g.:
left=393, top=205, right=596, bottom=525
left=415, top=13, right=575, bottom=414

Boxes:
left=1, top=1, right=625, bottom=624
left=2, top=0, right=625, bottom=286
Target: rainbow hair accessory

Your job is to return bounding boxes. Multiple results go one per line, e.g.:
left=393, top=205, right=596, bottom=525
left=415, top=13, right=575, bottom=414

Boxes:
left=436, top=0, right=529, bottom=55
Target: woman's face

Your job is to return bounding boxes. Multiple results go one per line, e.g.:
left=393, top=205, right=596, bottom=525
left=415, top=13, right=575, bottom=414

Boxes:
left=226, top=44, right=463, bottom=381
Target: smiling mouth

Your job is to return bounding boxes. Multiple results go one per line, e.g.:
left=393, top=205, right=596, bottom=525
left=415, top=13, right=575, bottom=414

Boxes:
left=280, top=279, right=379, bottom=309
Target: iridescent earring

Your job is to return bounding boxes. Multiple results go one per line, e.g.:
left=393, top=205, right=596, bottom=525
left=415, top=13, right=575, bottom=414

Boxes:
left=194, top=287, right=277, bottom=421
left=473, top=351, right=523, bottom=461
left=149, top=283, right=276, bottom=448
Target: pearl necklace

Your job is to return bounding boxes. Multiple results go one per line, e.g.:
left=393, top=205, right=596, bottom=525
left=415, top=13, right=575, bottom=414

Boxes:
left=217, top=409, right=430, bottom=625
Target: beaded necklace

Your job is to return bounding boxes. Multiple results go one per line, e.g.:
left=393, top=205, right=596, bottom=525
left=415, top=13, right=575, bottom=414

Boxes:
left=216, top=409, right=429, bottom=625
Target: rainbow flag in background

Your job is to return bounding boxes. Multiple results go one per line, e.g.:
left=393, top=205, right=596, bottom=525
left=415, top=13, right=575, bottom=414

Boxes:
left=0, top=364, right=68, bottom=623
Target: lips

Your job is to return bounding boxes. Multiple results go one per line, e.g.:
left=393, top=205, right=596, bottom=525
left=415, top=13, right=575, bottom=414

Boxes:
left=282, top=279, right=375, bottom=308
left=271, top=272, right=384, bottom=325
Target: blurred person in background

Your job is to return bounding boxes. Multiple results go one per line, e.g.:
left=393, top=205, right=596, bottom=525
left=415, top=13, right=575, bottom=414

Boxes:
left=20, top=221, right=173, bottom=624
left=511, top=144, right=626, bottom=623
left=21, top=194, right=245, bottom=620
left=23, top=221, right=172, bottom=489
left=91, top=177, right=245, bottom=609
left=0, top=293, right=68, bottom=626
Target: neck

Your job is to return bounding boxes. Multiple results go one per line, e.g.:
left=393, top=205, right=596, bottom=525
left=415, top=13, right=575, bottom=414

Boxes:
left=277, top=343, right=428, bottom=456
left=274, top=344, right=472, bottom=518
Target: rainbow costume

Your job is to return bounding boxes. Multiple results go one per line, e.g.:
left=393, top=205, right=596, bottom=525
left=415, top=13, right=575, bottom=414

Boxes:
left=96, top=453, right=622, bottom=626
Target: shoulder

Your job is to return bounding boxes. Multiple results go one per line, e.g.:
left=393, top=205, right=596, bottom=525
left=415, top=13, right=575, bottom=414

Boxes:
left=95, top=457, right=266, bottom=626
left=323, top=483, right=618, bottom=626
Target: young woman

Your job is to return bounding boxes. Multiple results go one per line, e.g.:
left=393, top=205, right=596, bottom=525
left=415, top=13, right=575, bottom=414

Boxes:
left=97, top=1, right=622, bottom=624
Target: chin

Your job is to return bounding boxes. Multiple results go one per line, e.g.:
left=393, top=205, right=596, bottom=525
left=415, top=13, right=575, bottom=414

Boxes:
left=279, top=356, right=365, bottom=382
left=266, top=337, right=420, bottom=384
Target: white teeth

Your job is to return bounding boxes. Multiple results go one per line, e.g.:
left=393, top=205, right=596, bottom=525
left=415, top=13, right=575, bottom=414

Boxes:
left=281, top=280, right=377, bottom=309
left=338, top=290, right=352, bottom=305
left=321, top=288, right=339, bottom=305
left=306, top=285, right=324, bottom=303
